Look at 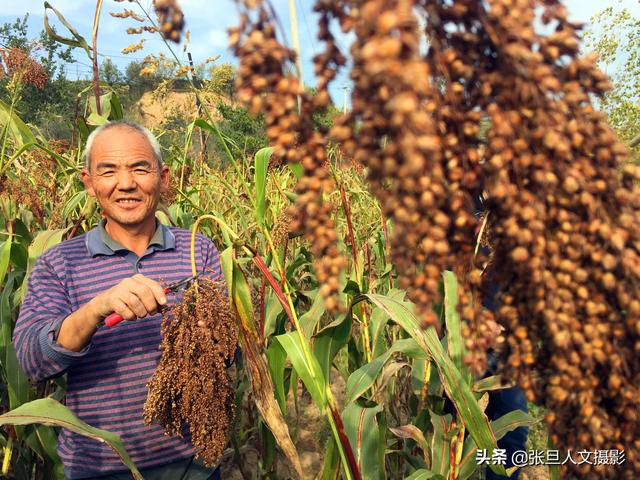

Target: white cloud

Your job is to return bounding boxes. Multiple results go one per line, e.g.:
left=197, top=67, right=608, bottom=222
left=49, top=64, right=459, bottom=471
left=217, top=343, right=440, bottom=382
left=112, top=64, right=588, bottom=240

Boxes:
left=207, top=28, right=228, bottom=49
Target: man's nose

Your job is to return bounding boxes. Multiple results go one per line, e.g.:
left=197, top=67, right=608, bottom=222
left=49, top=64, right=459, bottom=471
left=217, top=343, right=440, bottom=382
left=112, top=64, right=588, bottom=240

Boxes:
left=115, top=169, right=137, bottom=189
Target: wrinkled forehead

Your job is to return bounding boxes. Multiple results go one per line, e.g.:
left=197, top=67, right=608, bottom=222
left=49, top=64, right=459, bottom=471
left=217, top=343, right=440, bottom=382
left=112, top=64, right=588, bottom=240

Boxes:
left=90, top=127, right=157, bottom=169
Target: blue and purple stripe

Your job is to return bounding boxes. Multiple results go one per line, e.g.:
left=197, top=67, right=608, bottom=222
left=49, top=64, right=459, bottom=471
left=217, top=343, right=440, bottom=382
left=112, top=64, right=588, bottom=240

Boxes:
left=13, top=224, right=222, bottom=479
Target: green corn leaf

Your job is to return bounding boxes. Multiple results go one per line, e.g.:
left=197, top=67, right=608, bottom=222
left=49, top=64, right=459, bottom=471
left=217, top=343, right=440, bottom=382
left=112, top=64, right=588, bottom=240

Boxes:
left=312, top=314, right=351, bottom=382
left=35, top=425, right=64, bottom=475
left=220, top=250, right=303, bottom=478
left=458, top=410, right=536, bottom=480
left=321, top=437, right=340, bottom=480
left=299, top=289, right=326, bottom=339
left=284, top=190, right=298, bottom=203
left=17, top=228, right=71, bottom=303
left=28, top=228, right=70, bottom=265
left=359, top=293, right=509, bottom=477
left=254, top=147, right=273, bottom=227
left=110, top=92, right=124, bottom=120
left=342, top=402, right=385, bottom=480
left=369, top=288, right=405, bottom=358
left=9, top=241, right=28, bottom=274
left=275, top=332, right=327, bottom=409
left=76, top=116, right=91, bottom=142
left=288, top=162, right=303, bottom=179
left=491, top=410, right=536, bottom=439
left=232, top=260, right=257, bottom=340
left=0, top=99, right=36, bottom=147
left=220, top=247, right=234, bottom=302
left=404, top=469, right=444, bottom=480
left=5, top=343, right=30, bottom=410
left=430, top=411, right=453, bottom=476
left=472, top=375, right=510, bottom=393
left=86, top=112, right=109, bottom=126
left=43, top=2, right=92, bottom=58
left=345, top=351, right=392, bottom=405
left=263, top=289, right=283, bottom=339
left=0, top=274, right=16, bottom=350
left=12, top=219, right=32, bottom=251
left=344, top=338, right=425, bottom=404
left=265, top=341, right=287, bottom=413
left=62, top=191, right=87, bottom=220
left=443, top=271, right=470, bottom=384
left=0, top=236, right=11, bottom=287
left=0, top=398, right=142, bottom=479
left=23, top=425, right=65, bottom=479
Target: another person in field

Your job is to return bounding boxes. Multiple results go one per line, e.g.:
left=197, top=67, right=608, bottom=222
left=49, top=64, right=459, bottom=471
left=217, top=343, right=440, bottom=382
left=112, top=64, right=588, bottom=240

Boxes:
left=476, top=196, right=529, bottom=480
left=13, top=121, right=224, bottom=480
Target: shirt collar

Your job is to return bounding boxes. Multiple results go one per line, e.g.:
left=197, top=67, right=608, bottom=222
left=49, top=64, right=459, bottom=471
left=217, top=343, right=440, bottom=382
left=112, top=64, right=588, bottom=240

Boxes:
left=85, top=218, right=175, bottom=257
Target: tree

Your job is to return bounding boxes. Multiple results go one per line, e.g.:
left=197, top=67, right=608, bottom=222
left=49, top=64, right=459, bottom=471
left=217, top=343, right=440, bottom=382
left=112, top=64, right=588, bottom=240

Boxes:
left=585, top=5, right=640, bottom=159
left=124, top=60, right=158, bottom=100
left=207, top=63, right=236, bottom=97
left=214, top=102, right=268, bottom=160
left=0, top=15, right=28, bottom=50
left=0, top=15, right=80, bottom=138
left=0, top=14, right=73, bottom=79
left=100, top=58, right=123, bottom=85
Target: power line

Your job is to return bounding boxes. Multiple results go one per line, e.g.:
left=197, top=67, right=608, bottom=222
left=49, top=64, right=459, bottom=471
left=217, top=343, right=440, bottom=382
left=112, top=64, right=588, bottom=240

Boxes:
left=60, top=59, right=94, bottom=68
left=297, top=0, right=318, bottom=57
left=97, top=52, right=148, bottom=60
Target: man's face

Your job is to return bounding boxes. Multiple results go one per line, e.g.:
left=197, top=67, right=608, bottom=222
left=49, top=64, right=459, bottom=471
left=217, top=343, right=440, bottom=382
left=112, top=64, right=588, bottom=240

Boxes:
left=81, top=127, right=169, bottom=230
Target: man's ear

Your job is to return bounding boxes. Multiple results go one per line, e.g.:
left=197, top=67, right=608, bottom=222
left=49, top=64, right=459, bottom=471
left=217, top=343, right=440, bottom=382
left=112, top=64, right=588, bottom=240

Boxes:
left=159, top=165, right=170, bottom=193
left=81, top=169, right=96, bottom=197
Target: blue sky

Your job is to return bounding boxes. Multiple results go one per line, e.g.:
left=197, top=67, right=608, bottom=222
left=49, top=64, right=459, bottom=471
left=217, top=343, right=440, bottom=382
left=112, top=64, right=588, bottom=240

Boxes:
left=1, top=0, right=639, bottom=105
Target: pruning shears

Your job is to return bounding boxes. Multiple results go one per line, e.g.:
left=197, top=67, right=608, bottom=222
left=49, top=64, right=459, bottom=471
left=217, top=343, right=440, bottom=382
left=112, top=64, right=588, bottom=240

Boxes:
left=104, top=274, right=199, bottom=327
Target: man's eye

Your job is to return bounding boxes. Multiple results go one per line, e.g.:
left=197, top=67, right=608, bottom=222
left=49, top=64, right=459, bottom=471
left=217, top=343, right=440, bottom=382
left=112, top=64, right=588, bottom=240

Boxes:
left=98, top=171, right=115, bottom=177
left=134, top=168, right=151, bottom=175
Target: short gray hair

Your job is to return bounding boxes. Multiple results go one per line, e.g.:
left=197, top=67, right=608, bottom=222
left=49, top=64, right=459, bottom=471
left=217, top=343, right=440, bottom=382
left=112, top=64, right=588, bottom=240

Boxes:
left=84, top=120, right=163, bottom=171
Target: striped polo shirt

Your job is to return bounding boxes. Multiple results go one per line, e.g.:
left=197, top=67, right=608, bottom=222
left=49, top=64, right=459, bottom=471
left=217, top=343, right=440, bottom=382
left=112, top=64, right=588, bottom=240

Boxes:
left=13, top=220, right=222, bottom=479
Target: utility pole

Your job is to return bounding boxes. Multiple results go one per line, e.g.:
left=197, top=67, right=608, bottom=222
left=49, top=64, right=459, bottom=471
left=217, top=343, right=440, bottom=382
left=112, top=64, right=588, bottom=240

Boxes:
left=288, top=0, right=304, bottom=112
left=342, top=84, right=349, bottom=113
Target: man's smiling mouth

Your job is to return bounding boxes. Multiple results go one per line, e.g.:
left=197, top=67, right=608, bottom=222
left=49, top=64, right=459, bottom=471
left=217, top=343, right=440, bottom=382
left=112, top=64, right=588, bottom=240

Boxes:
left=116, top=198, right=142, bottom=205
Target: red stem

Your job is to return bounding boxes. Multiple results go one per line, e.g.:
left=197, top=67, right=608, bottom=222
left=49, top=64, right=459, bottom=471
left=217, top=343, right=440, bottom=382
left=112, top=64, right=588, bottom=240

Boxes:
left=253, top=249, right=361, bottom=480
left=339, top=183, right=358, bottom=269
left=258, top=277, right=266, bottom=340
left=252, top=254, right=294, bottom=324
left=329, top=404, right=362, bottom=480
left=67, top=214, right=85, bottom=240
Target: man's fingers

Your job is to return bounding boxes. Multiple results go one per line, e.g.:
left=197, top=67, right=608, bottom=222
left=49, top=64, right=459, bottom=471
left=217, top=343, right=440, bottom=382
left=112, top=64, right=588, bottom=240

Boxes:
left=103, top=275, right=167, bottom=322
left=113, top=299, right=136, bottom=321
left=124, top=292, right=148, bottom=318
left=129, top=282, right=160, bottom=315
left=135, top=275, right=168, bottom=306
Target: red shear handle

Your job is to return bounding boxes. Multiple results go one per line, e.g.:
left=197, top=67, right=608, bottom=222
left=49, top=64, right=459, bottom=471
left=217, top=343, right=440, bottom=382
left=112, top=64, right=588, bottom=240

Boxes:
left=104, top=287, right=171, bottom=327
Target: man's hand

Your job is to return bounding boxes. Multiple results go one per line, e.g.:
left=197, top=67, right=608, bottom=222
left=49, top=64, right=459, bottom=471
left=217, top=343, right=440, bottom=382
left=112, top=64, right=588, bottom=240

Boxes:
left=57, top=274, right=167, bottom=352
left=89, top=274, right=168, bottom=323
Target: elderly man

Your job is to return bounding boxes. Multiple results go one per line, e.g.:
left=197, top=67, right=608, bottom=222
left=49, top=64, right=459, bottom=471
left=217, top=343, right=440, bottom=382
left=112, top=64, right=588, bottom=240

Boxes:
left=14, top=121, right=223, bottom=479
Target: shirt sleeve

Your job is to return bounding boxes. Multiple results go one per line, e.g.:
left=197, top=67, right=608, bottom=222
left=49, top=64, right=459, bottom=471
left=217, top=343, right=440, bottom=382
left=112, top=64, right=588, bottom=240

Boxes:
left=13, top=255, right=91, bottom=383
